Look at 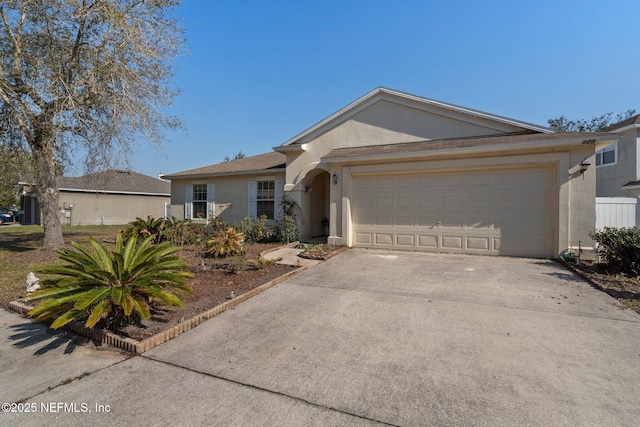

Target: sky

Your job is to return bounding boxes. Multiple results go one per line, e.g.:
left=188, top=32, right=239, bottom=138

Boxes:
left=125, top=0, right=640, bottom=178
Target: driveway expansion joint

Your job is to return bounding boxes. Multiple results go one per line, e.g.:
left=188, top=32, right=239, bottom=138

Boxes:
left=140, top=354, right=398, bottom=427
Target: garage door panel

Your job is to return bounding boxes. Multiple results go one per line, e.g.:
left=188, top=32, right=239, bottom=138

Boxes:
left=417, top=175, right=439, bottom=187
left=396, top=234, right=415, bottom=246
left=442, top=174, right=464, bottom=186
left=376, top=196, right=393, bottom=207
left=467, top=237, right=490, bottom=250
left=418, top=216, right=438, bottom=227
left=355, top=178, right=374, bottom=189
left=355, top=232, right=373, bottom=244
left=466, top=216, right=490, bottom=228
left=442, top=236, right=463, bottom=249
left=396, top=176, right=415, bottom=187
left=396, top=216, right=414, bottom=226
left=375, top=177, right=393, bottom=188
left=375, top=233, right=393, bottom=245
left=397, top=195, right=415, bottom=207
left=467, top=195, right=490, bottom=207
left=418, top=234, right=439, bottom=247
left=418, top=195, right=438, bottom=207
left=354, top=196, right=374, bottom=207
left=351, top=166, right=554, bottom=257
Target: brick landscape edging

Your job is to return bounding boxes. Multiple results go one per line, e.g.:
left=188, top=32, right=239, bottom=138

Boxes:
left=8, top=266, right=306, bottom=354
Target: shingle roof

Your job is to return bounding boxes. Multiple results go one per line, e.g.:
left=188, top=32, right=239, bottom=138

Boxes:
left=164, top=152, right=286, bottom=179
left=603, top=114, right=640, bottom=131
left=322, top=131, right=617, bottom=160
left=57, top=170, right=170, bottom=195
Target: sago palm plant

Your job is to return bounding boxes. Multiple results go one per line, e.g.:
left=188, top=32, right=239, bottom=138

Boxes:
left=28, top=234, right=194, bottom=330
left=121, top=215, right=168, bottom=245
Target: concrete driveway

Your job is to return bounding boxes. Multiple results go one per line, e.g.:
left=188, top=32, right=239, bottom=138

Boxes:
left=3, top=249, right=640, bottom=426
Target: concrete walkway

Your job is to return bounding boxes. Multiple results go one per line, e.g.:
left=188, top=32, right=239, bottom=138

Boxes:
left=262, top=243, right=321, bottom=267
left=2, top=250, right=640, bottom=426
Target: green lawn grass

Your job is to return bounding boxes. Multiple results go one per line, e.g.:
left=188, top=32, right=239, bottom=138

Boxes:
left=0, top=224, right=123, bottom=307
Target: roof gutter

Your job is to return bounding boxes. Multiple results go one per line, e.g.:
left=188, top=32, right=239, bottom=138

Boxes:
left=164, top=167, right=286, bottom=180
left=323, top=135, right=620, bottom=164
left=58, top=188, right=170, bottom=196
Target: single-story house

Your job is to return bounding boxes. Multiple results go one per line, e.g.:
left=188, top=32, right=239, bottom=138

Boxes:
left=19, top=170, right=170, bottom=225
left=597, top=114, right=640, bottom=223
left=165, top=87, right=621, bottom=258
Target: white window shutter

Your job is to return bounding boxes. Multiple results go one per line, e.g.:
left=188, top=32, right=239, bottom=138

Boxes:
left=206, top=183, right=215, bottom=219
left=274, top=180, right=284, bottom=220
left=248, top=181, right=257, bottom=219
left=185, top=184, right=193, bottom=219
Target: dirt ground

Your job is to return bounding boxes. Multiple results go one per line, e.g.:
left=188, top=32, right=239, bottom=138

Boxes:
left=106, top=243, right=298, bottom=340
left=565, top=260, right=640, bottom=314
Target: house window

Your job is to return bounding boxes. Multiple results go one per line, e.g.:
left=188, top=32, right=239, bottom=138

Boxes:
left=257, top=181, right=275, bottom=219
left=192, top=184, right=207, bottom=218
left=596, top=143, right=617, bottom=167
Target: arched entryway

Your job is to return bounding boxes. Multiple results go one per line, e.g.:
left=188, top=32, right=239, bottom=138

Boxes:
left=307, top=171, right=330, bottom=238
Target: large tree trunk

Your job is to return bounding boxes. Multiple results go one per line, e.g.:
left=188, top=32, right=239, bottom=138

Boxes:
left=32, top=137, right=64, bottom=249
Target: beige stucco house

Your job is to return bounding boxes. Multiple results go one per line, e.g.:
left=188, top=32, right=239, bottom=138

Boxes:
left=19, top=170, right=170, bottom=226
left=166, top=87, right=621, bottom=258
left=598, top=115, right=640, bottom=222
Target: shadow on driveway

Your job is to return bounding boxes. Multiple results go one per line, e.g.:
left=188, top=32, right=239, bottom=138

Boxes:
left=8, top=320, right=95, bottom=355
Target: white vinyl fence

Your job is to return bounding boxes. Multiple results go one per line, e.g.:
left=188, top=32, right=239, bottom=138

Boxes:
left=595, top=197, right=637, bottom=230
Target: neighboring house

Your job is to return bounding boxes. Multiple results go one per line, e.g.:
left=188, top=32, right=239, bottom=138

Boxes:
left=598, top=114, right=640, bottom=223
left=19, top=170, right=170, bottom=225
left=166, top=87, right=621, bottom=258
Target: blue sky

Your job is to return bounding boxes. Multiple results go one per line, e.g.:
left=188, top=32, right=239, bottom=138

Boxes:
left=129, top=0, right=640, bottom=178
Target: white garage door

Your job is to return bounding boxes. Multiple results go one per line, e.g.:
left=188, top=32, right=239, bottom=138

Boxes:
left=351, top=166, right=555, bottom=257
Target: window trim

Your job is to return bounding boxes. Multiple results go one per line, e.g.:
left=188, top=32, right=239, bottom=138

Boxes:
left=256, top=180, right=275, bottom=220
left=595, top=142, right=617, bottom=168
left=185, top=183, right=214, bottom=220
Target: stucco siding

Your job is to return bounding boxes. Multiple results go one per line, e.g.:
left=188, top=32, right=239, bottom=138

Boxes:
left=596, top=129, right=637, bottom=197
left=170, top=173, right=285, bottom=224
left=285, top=100, right=528, bottom=191
left=58, top=192, right=169, bottom=226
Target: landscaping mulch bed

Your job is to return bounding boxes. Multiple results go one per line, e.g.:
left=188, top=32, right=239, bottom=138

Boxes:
left=561, top=259, right=640, bottom=314
left=297, top=243, right=348, bottom=261
left=117, top=243, right=297, bottom=341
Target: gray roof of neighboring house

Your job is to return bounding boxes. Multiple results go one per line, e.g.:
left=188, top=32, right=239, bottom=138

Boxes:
left=321, top=131, right=618, bottom=160
left=164, top=152, right=286, bottom=179
left=603, top=114, right=640, bottom=132
left=57, top=170, right=170, bottom=195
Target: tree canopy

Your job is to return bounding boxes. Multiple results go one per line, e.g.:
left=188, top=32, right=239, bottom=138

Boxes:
left=0, top=0, right=185, bottom=248
left=548, top=110, right=636, bottom=132
left=224, top=151, right=246, bottom=162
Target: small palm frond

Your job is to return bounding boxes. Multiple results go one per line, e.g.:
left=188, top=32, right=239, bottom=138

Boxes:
left=28, top=235, right=194, bottom=330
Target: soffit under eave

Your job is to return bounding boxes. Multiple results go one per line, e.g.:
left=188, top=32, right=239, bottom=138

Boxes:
left=321, top=138, right=614, bottom=165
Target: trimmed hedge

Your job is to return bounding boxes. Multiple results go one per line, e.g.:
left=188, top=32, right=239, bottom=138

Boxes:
left=591, top=227, right=640, bottom=276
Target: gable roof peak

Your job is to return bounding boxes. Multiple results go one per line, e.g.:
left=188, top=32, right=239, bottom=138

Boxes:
left=280, top=87, right=551, bottom=146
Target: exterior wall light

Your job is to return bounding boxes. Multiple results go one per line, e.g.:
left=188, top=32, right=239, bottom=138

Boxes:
left=579, top=159, right=591, bottom=174
left=332, top=173, right=338, bottom=185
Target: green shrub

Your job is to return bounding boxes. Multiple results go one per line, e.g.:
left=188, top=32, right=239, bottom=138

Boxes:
left=27, top=234, right=194, bottom=330
left=240, top=215, right=268, bottom=243
left=277, top=196, right=300, bottom=243
left=207, top=227, right=244, bottom=257
left=121, top=215, right=168, bottom=245
left=165, top=217, right=207, bottom=246
left=246, top=256, right=280, bottom=270
left=208, top=215, right=228, bottom=232
left=590, top=227, right=640, bottom=276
